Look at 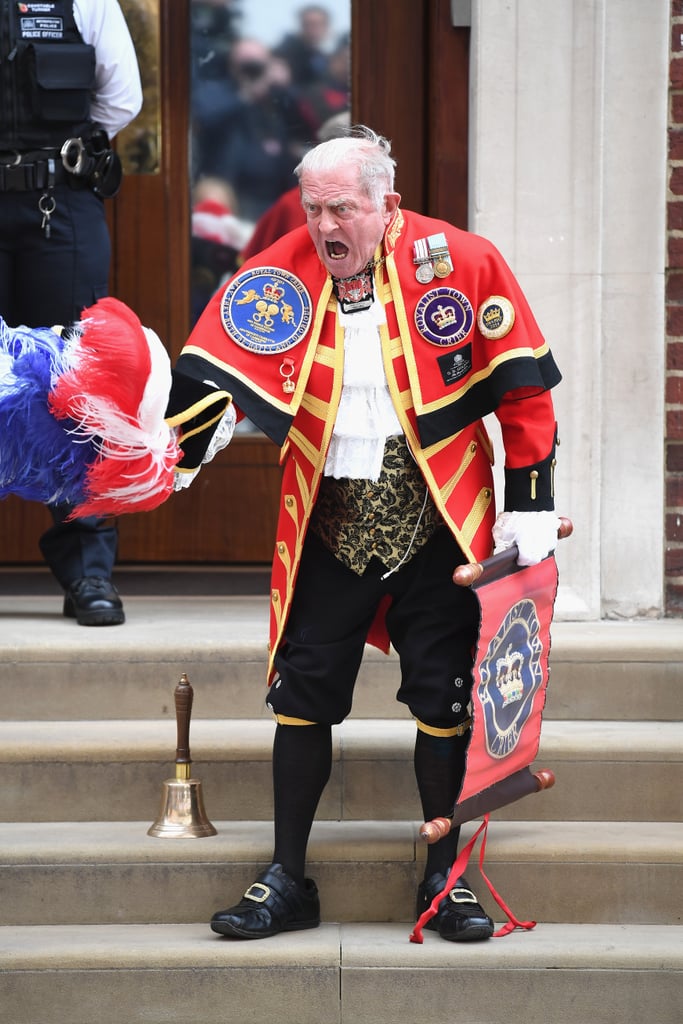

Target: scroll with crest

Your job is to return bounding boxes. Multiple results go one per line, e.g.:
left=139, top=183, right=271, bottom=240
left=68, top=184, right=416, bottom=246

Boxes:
left=454, top=552, right=558, bottom=814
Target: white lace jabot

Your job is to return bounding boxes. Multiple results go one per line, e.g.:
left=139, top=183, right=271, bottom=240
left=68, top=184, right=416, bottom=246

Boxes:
left=324, top=298, right=402, bottom=481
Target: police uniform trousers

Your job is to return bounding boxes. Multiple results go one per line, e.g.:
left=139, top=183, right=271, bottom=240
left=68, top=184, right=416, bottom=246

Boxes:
left=270, top=526, right=480, bottom=731
left=0, top=182, right=118, bottom=586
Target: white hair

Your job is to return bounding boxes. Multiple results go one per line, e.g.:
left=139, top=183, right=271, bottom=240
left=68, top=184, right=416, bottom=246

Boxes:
left=295, top=125, right=396, bottom=211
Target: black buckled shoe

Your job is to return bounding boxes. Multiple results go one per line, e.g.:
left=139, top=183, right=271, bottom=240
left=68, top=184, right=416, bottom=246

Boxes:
left=417, top=873, right=494, bottom=942
left=63, top=576, right=125, bottom=626
left=210, top=863, right=320, bottom=939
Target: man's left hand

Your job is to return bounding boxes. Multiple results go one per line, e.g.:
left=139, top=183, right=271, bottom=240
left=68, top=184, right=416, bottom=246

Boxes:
left=492, top=510, right=562, bottom=566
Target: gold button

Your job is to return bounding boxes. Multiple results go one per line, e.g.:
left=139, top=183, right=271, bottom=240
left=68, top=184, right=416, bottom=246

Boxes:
left=285, top=496, right=294, bottom=508
left=272, top=591, right=279, bottom=603
left=277, top=542, right=286, bottom=554
left=470, top=442, right=477, bottom=453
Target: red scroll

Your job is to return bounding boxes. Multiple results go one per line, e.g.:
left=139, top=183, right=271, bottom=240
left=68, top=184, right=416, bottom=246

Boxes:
left=457, top=553, right=558, bottom=807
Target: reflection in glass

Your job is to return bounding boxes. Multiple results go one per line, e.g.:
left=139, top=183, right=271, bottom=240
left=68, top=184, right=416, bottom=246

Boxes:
left=189, top=1, right=351, bottom=327
left=116, top=0, right=161, bottom=175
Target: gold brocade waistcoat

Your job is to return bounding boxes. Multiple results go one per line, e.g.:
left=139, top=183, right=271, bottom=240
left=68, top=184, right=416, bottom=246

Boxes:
left=308, top=435, right=443, bottom=575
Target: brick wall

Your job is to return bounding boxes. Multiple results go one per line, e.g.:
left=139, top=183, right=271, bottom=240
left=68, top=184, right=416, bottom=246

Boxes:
left=667, top=0, right=683, bottom=613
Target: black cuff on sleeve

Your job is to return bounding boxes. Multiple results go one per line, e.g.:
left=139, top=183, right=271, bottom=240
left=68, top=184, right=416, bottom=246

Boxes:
left=165, top=369, right=231, bottom=470
left=504, top=429, right=558, bottom=512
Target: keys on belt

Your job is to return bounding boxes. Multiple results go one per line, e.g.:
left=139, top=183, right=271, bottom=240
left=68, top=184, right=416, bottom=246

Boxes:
left=0, top=154, right=62, bottom=237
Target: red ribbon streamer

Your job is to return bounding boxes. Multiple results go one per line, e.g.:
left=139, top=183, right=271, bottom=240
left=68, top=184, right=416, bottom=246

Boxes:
left=409, top=814, right=535, bottom=943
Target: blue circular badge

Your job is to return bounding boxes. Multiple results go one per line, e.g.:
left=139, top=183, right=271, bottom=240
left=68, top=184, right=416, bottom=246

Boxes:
left=221, top=268, right=312, bottom=354
left=414, top=288, right=474, bottom=346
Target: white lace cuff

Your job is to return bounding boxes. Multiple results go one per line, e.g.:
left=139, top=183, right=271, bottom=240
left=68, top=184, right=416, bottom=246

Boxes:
left=172, top=403, right=236, bottom=491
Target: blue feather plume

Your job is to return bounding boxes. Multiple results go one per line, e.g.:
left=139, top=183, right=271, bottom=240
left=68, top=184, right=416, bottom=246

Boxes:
left=0, top=318, right=93, bottom=504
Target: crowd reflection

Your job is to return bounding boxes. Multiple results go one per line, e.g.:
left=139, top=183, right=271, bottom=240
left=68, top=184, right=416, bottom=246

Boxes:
left=190, top=1, right=350, bottom=325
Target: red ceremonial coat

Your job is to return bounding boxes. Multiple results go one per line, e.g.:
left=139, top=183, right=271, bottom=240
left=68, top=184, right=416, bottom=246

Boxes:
left=170, top=208, right=560, bottom=681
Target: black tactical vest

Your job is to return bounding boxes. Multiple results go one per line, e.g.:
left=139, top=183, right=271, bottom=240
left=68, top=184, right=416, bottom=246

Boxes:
left=0, top=0, right=95, bottom=150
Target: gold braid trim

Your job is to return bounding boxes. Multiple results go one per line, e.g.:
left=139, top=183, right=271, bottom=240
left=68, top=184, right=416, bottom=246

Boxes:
left=461, top=487, right=494, bottom=549
left=439, top=439, right=479, bottom=503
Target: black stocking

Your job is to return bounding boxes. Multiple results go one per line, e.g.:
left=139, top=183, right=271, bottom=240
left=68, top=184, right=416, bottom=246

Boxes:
left=272, top=723, right=332, bottom=885
left=414, top=728, right=469, bottom=880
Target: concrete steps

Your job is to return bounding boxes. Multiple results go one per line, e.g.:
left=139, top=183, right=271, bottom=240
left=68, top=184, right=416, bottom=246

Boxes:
left=0, top=923, right=680, bottom=1024
left=1, top=596, right=682, bottom=1022
left=0, top=718, right=680, bottom=822
left=1, top=818, right=681, bottom=926
left=2, top=596, right=682, bottom=720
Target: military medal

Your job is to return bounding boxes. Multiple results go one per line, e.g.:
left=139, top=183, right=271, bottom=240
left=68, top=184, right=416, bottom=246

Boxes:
left=416, top=262, right=435, bottom=284
left=428, top=233, right=453, bottom=279
left=413, top=237, right=434, bottom=284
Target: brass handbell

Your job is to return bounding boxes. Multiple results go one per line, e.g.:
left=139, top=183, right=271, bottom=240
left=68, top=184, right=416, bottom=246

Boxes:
left=148, top=673, right=217, bottom=839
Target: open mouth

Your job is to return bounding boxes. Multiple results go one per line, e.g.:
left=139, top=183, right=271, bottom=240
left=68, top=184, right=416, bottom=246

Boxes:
left=325, top=241, right=348, bottom=261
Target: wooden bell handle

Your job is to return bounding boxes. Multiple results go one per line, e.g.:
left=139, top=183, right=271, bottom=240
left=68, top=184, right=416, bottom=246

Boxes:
left=453, top=515, right=573, bottom=588
left=174, top=673, right=193, bottom=769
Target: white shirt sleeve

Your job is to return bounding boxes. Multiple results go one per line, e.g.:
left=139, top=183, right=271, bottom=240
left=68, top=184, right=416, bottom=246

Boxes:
left=73, top=0, right=143, bottom=138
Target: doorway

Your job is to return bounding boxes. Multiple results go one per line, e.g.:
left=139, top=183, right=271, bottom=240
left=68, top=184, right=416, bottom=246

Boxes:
left=0, top=0, right=468, bottom=566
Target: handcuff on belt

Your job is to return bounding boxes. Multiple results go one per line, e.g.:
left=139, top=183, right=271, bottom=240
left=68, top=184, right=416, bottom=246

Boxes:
left=60, top=130, right=122, bottom=199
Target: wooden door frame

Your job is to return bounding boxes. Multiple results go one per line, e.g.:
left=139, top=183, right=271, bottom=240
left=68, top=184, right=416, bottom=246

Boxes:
left=351, top=0, right=469, bottom=226
left=109, top=0, right=191, bottom=359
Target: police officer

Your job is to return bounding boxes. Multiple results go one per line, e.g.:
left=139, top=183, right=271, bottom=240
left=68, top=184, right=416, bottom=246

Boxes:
left=0, top=0, right=142, bottom=625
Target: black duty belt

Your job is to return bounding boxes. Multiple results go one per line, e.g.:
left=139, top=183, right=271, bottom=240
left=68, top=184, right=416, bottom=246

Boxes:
left=0, top=153, right=69, bottom=192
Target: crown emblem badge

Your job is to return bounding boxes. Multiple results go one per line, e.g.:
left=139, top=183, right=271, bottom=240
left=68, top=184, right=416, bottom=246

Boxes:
left=221, top=268, right=312, bottom=355
left=414, top=288, right=474, bottom=347
left=477, top=295, right=516, bottom=340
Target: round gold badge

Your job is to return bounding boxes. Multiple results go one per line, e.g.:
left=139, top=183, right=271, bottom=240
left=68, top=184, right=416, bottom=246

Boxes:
left=476, top=295, right=515, bottom=340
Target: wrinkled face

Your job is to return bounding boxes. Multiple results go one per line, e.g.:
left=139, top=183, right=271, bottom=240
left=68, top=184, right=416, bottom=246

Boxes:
left=300, top=164, right=400, bottom=278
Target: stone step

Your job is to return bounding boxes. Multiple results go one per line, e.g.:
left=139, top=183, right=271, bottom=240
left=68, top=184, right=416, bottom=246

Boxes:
left=0, top=921, right=680, bottom=1024
left=1, top=819, right=680, bottom=928
left=1, top=718, right=680, bottom=824
left=2, top=596, right=681, bottom=720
